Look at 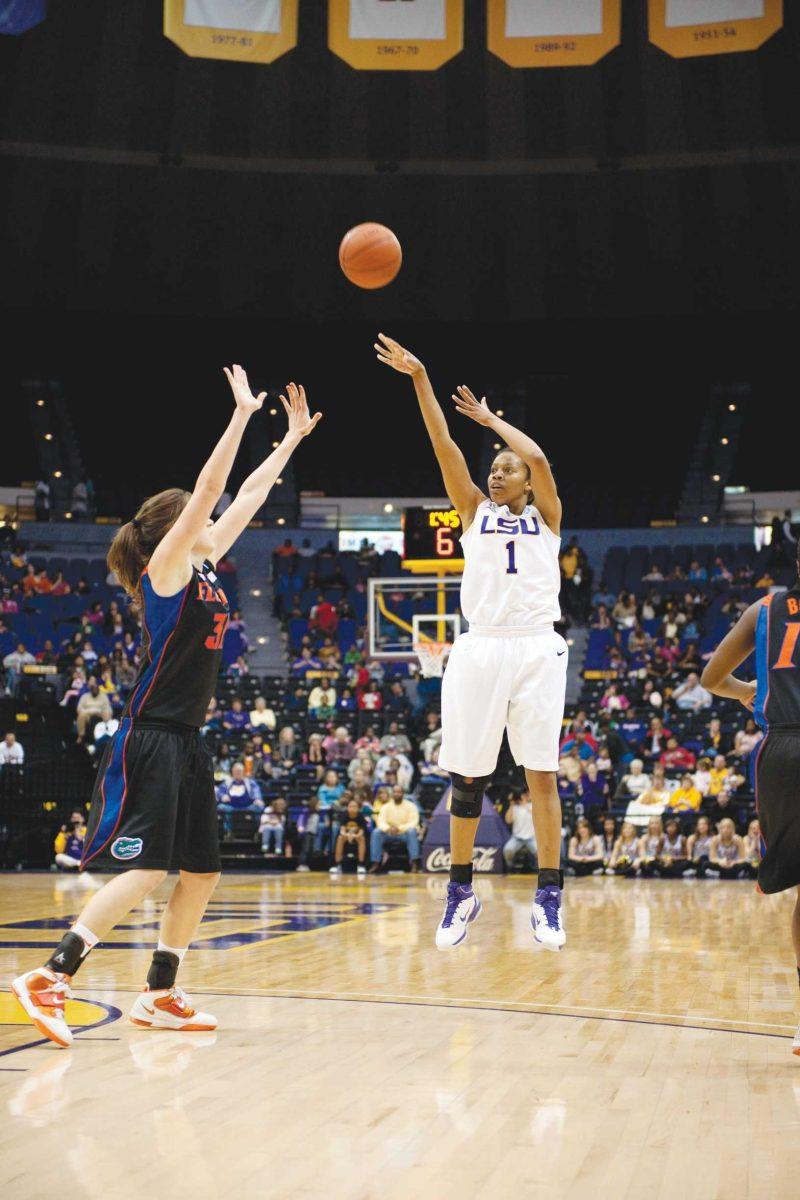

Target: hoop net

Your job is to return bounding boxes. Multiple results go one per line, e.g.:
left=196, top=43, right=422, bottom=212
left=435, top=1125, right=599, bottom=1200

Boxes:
left=414, top=641, right=449, bottom=678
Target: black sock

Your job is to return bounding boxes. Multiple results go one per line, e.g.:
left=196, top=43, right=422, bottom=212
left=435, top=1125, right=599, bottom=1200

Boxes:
left=450, top=862, right=473, bottom=886
left=45, top=931, right=91, bottom=978
left=538, top=868, right=564, bottom=890
left=147, top=950, right=180, bottom=991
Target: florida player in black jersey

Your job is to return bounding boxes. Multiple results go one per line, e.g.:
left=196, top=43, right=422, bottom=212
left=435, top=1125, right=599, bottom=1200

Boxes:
left=11, top=367, right=321, bottom=1048
left=701, top=542, right=800, bottom=1055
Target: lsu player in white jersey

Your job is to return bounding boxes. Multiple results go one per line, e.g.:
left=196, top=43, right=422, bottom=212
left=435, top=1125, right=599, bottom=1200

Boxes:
left=376, top=334, right=568, bottom=953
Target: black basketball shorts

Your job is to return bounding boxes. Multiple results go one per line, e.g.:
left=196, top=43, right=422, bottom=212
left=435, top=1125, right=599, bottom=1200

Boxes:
left=755, top=730, right=800, bottom=895
left=81, top=718, right=221, bottom=873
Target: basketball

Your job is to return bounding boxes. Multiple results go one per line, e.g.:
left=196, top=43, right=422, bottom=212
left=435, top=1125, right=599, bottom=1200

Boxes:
left=339, top=222, right=402, bottom=290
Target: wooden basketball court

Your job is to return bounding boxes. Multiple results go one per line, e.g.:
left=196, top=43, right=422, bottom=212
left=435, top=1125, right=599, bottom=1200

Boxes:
left=1, top=872, right=799, bottom=1199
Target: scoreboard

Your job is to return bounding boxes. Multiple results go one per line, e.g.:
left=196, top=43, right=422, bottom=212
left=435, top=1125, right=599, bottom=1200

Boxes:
left=402, top=506, right=464, bottom=573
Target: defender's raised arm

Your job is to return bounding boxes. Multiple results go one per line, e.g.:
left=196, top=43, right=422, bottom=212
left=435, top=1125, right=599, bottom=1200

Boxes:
left=211, top=380, right=322, bottom=562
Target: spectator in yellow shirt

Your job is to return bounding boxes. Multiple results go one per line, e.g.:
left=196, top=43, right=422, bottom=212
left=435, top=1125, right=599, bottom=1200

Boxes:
left=708, top=754, right=730, bottom=796
left=667, top=772, right=702, bottom=812
left=54, top=812, right=87, bottom=870
left=369, top=786, right=421, bottom=873
left=560, top=546, right=579, bottom=581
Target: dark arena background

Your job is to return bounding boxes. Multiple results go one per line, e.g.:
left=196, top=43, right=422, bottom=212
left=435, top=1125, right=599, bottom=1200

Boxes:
left=1, top=3, right=800, bottom=1199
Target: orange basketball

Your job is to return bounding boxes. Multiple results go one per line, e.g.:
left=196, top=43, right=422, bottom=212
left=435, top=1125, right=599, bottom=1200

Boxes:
left=339, top=223, right=402, bottom=290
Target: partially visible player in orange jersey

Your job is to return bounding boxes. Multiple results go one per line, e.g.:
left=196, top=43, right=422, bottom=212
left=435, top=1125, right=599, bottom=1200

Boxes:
left=702, top=542, right=800, bottom=1056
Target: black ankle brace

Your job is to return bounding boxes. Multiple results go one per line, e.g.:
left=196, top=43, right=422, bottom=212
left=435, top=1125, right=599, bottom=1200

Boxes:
left=147, top=950, right=180, bottom=991
left=538, top=868, right=564, bottom=890
left=45, top=931, right=90, bottom=978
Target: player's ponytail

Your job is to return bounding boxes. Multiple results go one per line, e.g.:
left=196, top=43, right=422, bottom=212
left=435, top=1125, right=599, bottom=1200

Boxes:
left=108, top=488, right=191, bottom=618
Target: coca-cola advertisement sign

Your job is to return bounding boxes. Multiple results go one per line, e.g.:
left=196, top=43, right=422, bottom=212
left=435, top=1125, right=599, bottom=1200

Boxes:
left=422, top=790, right=509, bottom=874
left=425, top=845, right=501, bottom=874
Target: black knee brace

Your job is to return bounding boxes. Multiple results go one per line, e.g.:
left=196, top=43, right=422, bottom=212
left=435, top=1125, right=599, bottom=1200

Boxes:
left=449, top=773, right=492, bottom=819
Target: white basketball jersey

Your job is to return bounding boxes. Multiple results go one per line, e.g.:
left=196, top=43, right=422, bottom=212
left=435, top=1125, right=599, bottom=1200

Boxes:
left=459, top=500, right=561, bottom=631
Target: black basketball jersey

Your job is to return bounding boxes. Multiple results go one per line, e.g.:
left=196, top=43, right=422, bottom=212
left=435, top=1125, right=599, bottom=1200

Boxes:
left=754, top=588, right=800, bottom=731
left=124, top=561, right=229, bottom=728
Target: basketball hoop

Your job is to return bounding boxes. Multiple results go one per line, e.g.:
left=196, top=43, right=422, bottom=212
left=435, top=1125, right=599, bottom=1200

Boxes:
left=414, top=641, right=449, bottom=678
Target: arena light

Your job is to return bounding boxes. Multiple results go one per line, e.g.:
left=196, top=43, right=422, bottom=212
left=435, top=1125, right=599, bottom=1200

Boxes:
left=728, top=403, right=736, bottom=411
left=53, top=470, right=62, bottom=478
left=36, top=398, right=45, bottom=407
left=712, top=474, right=720, bottom=482
left=270, top=408, right=277, bottom=416
left=272, top=441, right=280, bottom=449
left=701, top=515, right=709, bottom=524
left=493, top=442, right=501, bottom=450
left=250, top=588, right=261, bottom=598
left=384, top=503, right=394, bottom=513
left=276, top=478, right=283, bottom=486
left=257, top=636, right=268, bottom=645
left=277, top=517, right=285, bottom=526
left=44, top=433, right=53, bottom=441
left=64, top=512, right=72, bottom=520
left=496, top=409, right=504, bottom=416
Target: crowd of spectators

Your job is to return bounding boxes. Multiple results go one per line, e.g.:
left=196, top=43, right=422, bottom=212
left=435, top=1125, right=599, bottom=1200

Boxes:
left=0, top=533, right=773, bottom=881
left=552, top=553, right=767, bottom=879
left=203, top=681, right=434, bottom=874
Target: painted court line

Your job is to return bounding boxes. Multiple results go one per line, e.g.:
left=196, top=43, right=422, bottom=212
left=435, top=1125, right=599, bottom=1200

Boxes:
left=91, top=986, right=792, bottom=1040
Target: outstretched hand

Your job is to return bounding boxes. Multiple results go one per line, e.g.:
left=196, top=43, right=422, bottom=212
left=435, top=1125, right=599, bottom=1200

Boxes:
left=452, top=385, right=495, bottom=427
left=223, top=364, right=266, bottom=417
left=280, top=382, right=322, bottom=440
left=375, top=333, right=425, bottom=378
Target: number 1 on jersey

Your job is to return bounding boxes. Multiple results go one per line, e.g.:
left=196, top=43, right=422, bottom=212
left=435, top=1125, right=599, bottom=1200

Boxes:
left=504, top=540, right=518, bottom=575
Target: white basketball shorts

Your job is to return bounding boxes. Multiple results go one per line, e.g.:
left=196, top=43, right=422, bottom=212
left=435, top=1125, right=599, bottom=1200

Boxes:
left=438, top=627, right=568, bottom=777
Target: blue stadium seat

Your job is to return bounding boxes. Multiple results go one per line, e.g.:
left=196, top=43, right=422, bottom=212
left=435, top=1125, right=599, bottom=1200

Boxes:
left=624, top=547, right=648, bottom=591
left=379, top=551, right=402, bottom=578
left=338, top=618, right=357, bottom=651
left=601, top=547, right=626, bottom=594
left=288, top=618, right=309, bottom=648
left=68, top=558, right=89, bottom=582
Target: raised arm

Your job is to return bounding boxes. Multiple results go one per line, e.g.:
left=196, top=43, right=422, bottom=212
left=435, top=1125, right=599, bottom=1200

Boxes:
left=148, top=364, right=262, bottom=594
left=211, top=382, right=322, bottom=561
left=452, top=387, right=561, bottom=534
left=700, top=600, right=760, bottom=709
left=375, top=334, right=483, bottom=529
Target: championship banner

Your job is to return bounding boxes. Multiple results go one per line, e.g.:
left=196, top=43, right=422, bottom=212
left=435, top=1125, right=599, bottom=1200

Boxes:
left=164, top=0, right=298, bottom=64
left=488, top=0, right=621, bottom=67
left=329, top=0, right=464, bottom=71
left=648, top=0, right=782, bottom=58
left=0, top=0, right=46, bottom=35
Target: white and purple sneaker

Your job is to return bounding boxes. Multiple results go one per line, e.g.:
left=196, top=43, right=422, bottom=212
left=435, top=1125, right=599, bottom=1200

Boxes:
left=435, top=883, right=482, bottom=951
left=531, top=885, right=566, bottom=952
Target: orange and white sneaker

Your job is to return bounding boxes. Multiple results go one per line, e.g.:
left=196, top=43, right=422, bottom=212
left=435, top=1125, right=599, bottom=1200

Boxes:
left=11, top=967, right=74, bottom=1049
left=129, top=985, right=217, bottom=1032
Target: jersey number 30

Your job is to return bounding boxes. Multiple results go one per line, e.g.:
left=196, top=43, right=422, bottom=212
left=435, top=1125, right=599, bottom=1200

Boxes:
left=206, top=613, right=228, bottom=651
